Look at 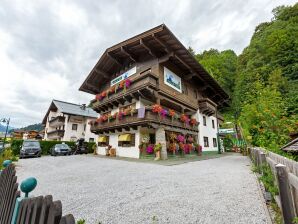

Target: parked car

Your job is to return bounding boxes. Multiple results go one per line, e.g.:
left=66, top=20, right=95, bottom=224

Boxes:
left=50, top=144, right=71, bottom=156
left=73, top=138, right=88, bottom=155
left=20, top=140, right=41, bottom=158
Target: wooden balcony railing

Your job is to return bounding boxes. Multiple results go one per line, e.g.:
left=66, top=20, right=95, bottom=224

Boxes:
left=198, top=98, right=216, bottom=116
left=49, top=116, right=65, bottom=127
left=47, top=130, right=65, bottom=139
left=91, top=72, right=159, bottom=112
left=91, top=108, right=198, bottom=133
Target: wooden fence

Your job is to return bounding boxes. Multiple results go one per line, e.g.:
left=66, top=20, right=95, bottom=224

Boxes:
left=250, top=147, right=298, bottom=224
left=0, top=163, right=75, bottom=224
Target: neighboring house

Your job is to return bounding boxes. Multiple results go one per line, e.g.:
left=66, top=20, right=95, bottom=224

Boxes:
left=79, top=24, right=229, bottom=159
left=42, top=100, right=98, bottom=142
left=12, top=130, right=25, bottom=139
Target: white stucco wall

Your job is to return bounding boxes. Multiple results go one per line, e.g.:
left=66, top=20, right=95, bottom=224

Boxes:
left=44, top=112, right=97, bottom=142
left=196, top=111, right=218, bottom=151
left=97, top=129, right=140, bottom=159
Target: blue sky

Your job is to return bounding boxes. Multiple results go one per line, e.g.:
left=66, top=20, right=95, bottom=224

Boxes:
left=0, top=0, right=296, bottom=128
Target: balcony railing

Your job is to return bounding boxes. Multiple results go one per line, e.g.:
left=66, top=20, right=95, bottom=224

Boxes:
left=91, top=108, right=198, bottom=133
left=91, top=72, right=158, bottom=112
left=198, top=98, right=216, bottom=116
left=49, top=116, right=65, bottom=127
left=47, top=130, right=65, bottom=139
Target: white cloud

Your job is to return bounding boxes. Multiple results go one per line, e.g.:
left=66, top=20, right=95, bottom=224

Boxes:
left=0, top=0, right=296, bottom=127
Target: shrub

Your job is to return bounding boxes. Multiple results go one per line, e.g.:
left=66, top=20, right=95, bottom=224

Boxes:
left=0, top=148, right=17, bottom=169
left=87, top=142, right=96, bottom=153
left=11, top=139, right=23, bottom=156
left=11, top=139, right=94, bottom=156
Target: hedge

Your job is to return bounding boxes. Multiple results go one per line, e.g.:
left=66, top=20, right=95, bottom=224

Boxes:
left=11, top=139, right=96, bottom=156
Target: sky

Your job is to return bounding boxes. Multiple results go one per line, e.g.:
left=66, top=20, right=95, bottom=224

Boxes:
left=0, top=0, right=296, bottom=128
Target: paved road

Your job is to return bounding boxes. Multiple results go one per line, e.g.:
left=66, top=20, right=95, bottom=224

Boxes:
left=16, top=154, right=270, bottom=224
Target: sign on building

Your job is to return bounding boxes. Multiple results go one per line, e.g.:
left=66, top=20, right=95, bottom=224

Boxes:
left=110, top=66, right=136, bottom=86
left=219, top=128, right=235, bottom=134
left=164, top=67, right=182, bottom=93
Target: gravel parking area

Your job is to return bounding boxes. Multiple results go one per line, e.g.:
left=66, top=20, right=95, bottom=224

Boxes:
left=16, top=154, right=269, bottom=224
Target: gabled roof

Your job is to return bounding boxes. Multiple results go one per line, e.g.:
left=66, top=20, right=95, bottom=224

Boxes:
left=42, top=100, right=98, bottom=124
left=79, top=24, right=229, bottom=105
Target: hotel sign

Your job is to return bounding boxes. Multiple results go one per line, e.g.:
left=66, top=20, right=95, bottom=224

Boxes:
left=164, top=67, right=182, bottom=93
left=110, top=66, right=136, bottom=86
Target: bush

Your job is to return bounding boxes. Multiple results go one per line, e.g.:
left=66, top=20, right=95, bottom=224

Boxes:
left=11, top=139, right=23, bottom=156
left=0, top=149, right=18, bottom=169
left=11, top=139, right=94, bottom=156
left=87, top=142, right=96, bottom=153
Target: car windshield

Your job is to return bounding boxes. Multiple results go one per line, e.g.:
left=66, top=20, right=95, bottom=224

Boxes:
left=23, top=141, right=40, bottom=147
left=56, top=144, right=70, bottom=149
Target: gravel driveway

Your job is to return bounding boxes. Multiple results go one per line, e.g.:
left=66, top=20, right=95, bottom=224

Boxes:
left=16, top=154, right=269, bottom=224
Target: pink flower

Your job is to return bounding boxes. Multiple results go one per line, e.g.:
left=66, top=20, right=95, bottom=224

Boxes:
left=125, top=79, right=131, bottom=88
left=160, top=109, right=168, bottom=118
left=146, top=144, right=154, bottom=154
left=177, top=134, right=185, bottom=143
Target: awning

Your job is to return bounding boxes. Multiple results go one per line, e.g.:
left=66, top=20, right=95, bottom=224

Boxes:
left=98, top=136, right=107, bottom=142
left=118, top=134, right=131, bottom=141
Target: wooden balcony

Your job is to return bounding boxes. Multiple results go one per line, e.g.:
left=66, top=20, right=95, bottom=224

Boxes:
left=198, top=98, right=217, bottom=116
left=49, top=116, right=65, bottom=127
left=91, top=108, right=198, bottom=134
left=47, top=130, right=65, bottom=139
left=91, top=72, right=159, bottom=113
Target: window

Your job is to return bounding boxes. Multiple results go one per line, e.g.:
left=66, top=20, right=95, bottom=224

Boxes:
left=213, top=138, right=217, bottom=147
left=212, top=120, right=215, bottom=129
left=203, top=116, right=206, bottom=126
left=84, top=124, right=86, bottom=131
left=72, top=124, right=78, bottom=131
left=98, top=136, right=109, bottom=147
left=89, top=138, right=94, bottom=142
left=118, top=133, right=135, bottom=147
left=203, top=137, right=209, bottom=147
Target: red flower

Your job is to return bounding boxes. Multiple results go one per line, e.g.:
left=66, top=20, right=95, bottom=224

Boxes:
left=190, top=118, right=198, bottom=126
left=152, top=104, right=163, bottom=113
left=169, top=109, right=176, bottom=117
left=101, top=91, right=107, bottom=98
left=119, top=80, right=125, bottom=89
left=180, top=114, right=188, bottom=123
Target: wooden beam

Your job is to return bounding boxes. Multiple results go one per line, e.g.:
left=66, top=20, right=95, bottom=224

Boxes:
left=158, top=51, right=174, bottom=63
left=94, top=69, right=110, bottom=79
left=184, top=73, right=196, bottom=80
left=140, top=39, right=156, bottom=57
left=107, top=52, right=122, bottom=67
left=152, top=34, right=170, bottom=53
left=121, top=47, right=137, bottom=62
left=174, top=54, right=193, bottom=72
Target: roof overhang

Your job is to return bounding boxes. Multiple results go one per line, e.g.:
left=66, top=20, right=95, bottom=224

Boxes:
left=79, top=24, right=229, bottom=105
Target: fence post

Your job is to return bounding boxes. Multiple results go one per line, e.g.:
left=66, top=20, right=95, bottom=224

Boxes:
left=276, top=164, right=296, bottom=224
left=259, top=152, right=266, bottom=165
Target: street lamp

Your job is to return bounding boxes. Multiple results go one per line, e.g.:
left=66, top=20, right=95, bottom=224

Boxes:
left=0, top=118, right=10, bottom=149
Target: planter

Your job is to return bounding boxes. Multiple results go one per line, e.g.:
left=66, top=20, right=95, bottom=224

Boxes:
left=109, top=148, right=116, bottom=157
left=154, top=150, right=161, bottom=160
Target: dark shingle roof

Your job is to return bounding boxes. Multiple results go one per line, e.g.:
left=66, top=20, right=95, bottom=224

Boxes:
left=42, top=100, right=98, bottom=124
left=52, top=100, right=98, bottom=118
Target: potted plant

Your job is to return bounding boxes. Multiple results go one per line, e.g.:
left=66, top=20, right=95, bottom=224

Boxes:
left=154, top=143, right=162, bottom=160
left=105, top=145, right=112, bottom=156
left=146, top=144, right=154, bottom=154
left=194, top=143, right=202, bottom=156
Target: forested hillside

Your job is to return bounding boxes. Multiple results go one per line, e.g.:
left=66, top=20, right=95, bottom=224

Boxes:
left=193, top=3, right=298, bottom=154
